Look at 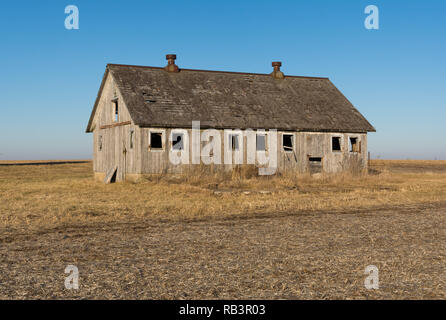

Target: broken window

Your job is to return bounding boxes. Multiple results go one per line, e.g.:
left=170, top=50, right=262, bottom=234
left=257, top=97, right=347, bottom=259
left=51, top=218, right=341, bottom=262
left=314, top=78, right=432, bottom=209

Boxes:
left=98, top=135, right=103, bottom=151
left=332, top=137, right=341, bottom=151
left=150, top=132, right=163, bottom=150
left=256, top=134, right=266, bottom=151
left=230, top=134, right=240, bottom=151
left=113, top=100, right=119, bottom=122
left=283, top=134, right=293, bottom=152
left=172, top=132, right=184, bottom=150
left=129, top=130, right=134, bottom=149
left=349, top=137, right=360, bottom=153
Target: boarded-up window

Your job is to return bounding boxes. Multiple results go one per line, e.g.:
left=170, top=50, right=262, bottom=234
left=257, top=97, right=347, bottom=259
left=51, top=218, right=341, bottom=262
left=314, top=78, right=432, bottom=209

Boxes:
left=129, top=130, right=134, bottom=149
left=230, top=134, right=240, bottom=151
left=283, top=134, right=293, bottom=152
left=256, top=134, right=266, bottom=151
left=332, top=137, right=341, bottom=151
left=150, top=132, right=163, bottom=150
left=349, top=137, right=360, bottom=153
left=308, top=157, right=322, bottom=174
left=98, top=135, right=103, bottom=151
left=172, top=133, right=184, bottom=150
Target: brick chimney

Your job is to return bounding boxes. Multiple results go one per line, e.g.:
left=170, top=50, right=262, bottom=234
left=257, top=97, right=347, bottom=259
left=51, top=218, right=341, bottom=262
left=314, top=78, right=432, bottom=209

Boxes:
left=270, top=61, right=284, bottom=79
left=165, top=54, right=179, bottom=73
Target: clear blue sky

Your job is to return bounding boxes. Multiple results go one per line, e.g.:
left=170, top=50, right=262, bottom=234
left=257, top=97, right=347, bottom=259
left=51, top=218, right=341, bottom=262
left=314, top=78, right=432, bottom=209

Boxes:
left=0, top=0, right=445, bottom=160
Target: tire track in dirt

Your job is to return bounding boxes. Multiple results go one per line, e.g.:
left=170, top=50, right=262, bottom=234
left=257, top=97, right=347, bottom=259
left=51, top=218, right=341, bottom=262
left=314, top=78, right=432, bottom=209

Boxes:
left=0, top=202, right=445, bottom=299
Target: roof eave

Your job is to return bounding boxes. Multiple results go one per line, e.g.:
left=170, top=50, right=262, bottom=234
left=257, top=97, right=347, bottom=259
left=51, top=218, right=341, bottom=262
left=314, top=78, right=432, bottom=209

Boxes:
left=137, top=122, right=373, bottom=133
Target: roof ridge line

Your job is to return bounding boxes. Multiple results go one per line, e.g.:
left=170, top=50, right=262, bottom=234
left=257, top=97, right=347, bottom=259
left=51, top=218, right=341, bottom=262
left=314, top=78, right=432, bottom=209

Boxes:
left=106, top=63, right=329, bottom=80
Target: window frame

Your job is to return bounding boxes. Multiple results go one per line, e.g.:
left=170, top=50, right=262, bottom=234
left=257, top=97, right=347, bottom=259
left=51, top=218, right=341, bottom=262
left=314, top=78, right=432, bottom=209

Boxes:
left=171, top=131, right=185, bottom=151
left=229, top=134, right=240, bottom=151
left=348, top=136, right=360, bottom=153
left=112, top=98, right=119, bottom=123
left=148, top=129, right=165, bottom=151
left=331, top=136, right=342, bottom=152
left=282, top=133, right=294, bottom=153
left=256, top=133, right=267, bottom=152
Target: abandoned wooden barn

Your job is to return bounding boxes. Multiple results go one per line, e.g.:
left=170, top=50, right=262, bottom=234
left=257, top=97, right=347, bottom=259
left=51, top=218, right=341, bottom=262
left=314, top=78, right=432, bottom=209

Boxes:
left=86, top=54, right=375, bottom=182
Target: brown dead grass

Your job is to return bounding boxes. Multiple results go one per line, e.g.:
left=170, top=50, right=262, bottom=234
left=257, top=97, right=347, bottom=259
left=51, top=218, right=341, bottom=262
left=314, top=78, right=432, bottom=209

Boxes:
left=0, top=160, right=445, bottom=299
left=0, top=159, right=90, bottom=164
left=1, top=160, right=446, bottom=232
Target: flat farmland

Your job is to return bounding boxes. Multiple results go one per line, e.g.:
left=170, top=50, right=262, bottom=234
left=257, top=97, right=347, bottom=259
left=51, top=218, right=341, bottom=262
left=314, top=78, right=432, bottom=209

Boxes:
left=0, top=160, right=445, bottom=299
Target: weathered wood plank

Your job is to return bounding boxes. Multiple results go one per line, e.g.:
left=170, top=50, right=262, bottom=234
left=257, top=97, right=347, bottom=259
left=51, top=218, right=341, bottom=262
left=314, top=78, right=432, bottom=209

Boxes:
left=104, top=166, right=117, bottom=184
left=100, top=121, right=131, bottom=129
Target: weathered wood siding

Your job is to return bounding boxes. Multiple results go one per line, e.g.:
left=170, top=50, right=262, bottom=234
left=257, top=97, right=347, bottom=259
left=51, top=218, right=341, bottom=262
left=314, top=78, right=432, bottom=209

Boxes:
left=135, top=128, right=368, bottom=176
left=90, top=75, right=368, bottom=180
left=92, top=73, right=141, bottom=181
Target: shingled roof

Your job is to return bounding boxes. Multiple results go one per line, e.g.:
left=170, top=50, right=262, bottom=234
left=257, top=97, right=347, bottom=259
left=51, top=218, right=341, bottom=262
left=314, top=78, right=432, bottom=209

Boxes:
left=86, top=63, right=375, bottom=133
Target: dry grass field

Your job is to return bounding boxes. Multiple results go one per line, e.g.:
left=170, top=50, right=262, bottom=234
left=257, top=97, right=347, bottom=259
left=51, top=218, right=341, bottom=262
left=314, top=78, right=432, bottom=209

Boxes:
left=0, top=160, right=445, bottom=299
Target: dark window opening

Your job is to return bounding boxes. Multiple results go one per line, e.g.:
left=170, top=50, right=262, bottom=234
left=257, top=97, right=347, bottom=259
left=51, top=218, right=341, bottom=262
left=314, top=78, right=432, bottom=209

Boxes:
left=98, top=135, right=103, bottom=151
left=113, top=100, right=119, bottom=122
left=332, top=137, right=341, bottom=151
left=150, top=132, right=163, bottom=150
left=172, top=133, right=184, bottom=150
left=256, top=134, right=266, bottom=151
left=230, top=134, right=239, bottom=151
left=129, top=130, right=134, bottom=149
left=309, top=157, right=322, bottom=162
left=349, top=137, right=360, bottom=153
left=283, top=134, right=293, bottom=152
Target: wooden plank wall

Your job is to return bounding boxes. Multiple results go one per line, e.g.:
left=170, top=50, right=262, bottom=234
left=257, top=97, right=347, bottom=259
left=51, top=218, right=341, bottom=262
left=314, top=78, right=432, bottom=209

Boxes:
left=92, top=73, right=141, bottom=181
left=90, top=71, right=368, bottom=180
left=137, top=128, right=368, bottom=175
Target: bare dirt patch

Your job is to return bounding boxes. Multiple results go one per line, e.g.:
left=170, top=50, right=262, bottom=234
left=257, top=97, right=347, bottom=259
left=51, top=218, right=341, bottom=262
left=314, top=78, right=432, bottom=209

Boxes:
left=0, top=202, right=445, bottom=299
